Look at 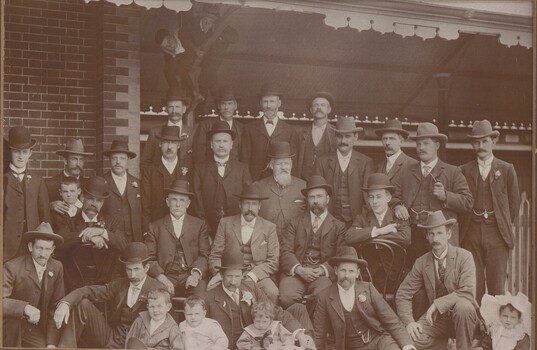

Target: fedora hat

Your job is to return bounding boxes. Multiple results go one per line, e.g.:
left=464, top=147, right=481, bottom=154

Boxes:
left=163, top=88, right=190, bottom=105
left=375, top=119, right=409, bottom=138
left=215, top=246, right=248, bottom=271
left=7, top=126, right=37, bottom=150
left=164, top=179, right=195, bottom=197
left=206, top=120, right=236, bottom=140
left=307, top=91, right=335, bottom=109
left=301, top=175, right=333, bottom=197
left=201, top=3, right=220, bottom=20
left=24, top=222, right=64, bottom=245
left=258, top=83, right=282, bottom=98
left=156, top=126, right=188, bottom=142
left=328, top=246, right=368, bottom=268
left=409, top=122, right=448, bottom=143
left=334, top=116, right=363, bottom=134
left=119, top=242, right=151, bottom=264
left=417, top=210, right=457, bottom=229
left=82, top=176, right=110, bottom=199
left=361, top=173, right=395, bottom=193
left=56, top=138, right=92, bottom=157
left=466, top=120, right=500, bottom=139
left=102, top=140, right=137, bottom=159
left=216, top=86, right=240, bottom=103
left=233, top=183, right=269, bottom=201
left=268, top=141, right=294, bottom=159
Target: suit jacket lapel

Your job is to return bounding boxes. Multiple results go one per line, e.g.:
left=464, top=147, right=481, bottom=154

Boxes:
left=443, top=245, right=456, bottom=288
left=271, top=119, right=284, bottom=139
left=180, top=215, right=193, bottom=263
left=6, top=173, right=23, bottom=194
left=328, top=157, right=337, bottom=173
left=347, top=152, right=359, bottom=176
left=255, top=120, right=270, bottom=139
left=431, top=160, right=445, bottom=181
left=381, top=209, right=395, bottom=226
left=389, top=153, right=405, bottom=178
left=319, top=213, right=332, bottom=238
left=232, top=216, right=243, bottom=244
left=425, top=253, right=436, bottom=294
left=164, top=215, right=177, bottom=241
left=215, top=285, right=233, bottom=319
left=251, top=219, right=265, bottom=245
left=105, top=172, right=122, bottom=197
left=328, top=284, right=345, bottom=322
left=24, top=255, right=42, bottom=289
left=223, top=159, right=234, bottom=179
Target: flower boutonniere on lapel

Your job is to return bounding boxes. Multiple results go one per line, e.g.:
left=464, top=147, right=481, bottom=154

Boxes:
left=26, top=174, right=32, bottom=181
left=131, top=181, right=138, bottom=188
left=241, top=291, right=254, bottom=306
left=494, top=170, right=501, bottom=180
left=96, top=220, right=107, bottom=229
left=137, top=293, right=147, bottom=304
left=181, top=167, right=189, bottom=176
left=48, top=271, right=54, bottom=278
left=358, top=292, right=367, bottom=303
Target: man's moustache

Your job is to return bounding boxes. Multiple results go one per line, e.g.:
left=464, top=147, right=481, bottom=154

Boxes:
left=338, top=143, right=349, bottom=147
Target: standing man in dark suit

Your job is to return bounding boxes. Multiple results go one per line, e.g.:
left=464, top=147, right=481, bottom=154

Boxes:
left=297, top=91, right=338, bottom=180
left=144, top=179, right=211, bottom=297
left=140, top=89, right=194, bottom=168
left=241, top=84, right=298, bottom=180
left=460, top=120, right=520, bottom=303
left=374, top=119, right=418, bottom=182
left=313, top=247, right=415, bottom=350
left=3, top=223, right=65, bottom=348
left=53, top=243, right=165, bottom=348
left=3, top=126, right=50, bottom=262
left=313, top=117, right=374, bottom=227
left=193, top=120, right=251, bottom=238
left=102, top=140, right=144, bottom=242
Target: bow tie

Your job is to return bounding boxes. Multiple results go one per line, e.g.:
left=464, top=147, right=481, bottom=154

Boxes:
left=242, top=221, right=255, bottom=228
left=86, top=222, right=97, bottom=228
left=266, top=120, right=274, bottom=125
left=254, top=330, right=273, bottom=348
left=216, top=161, right=227, bottom=167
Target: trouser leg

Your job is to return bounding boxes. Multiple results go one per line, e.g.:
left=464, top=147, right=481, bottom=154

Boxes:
left=257, top=277, right=280, bottom=304
left=452, top=299, right=478, bottom=350
left=279, top=275, right=307, bottom=309
left=58, top=298, right=111, bottom=348
left=462, top=221, right=486, bottom=303
left=482, top=224, right=509, bottom=297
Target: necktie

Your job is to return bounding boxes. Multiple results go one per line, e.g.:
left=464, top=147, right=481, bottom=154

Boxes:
left=12, top=171, right=24, bottom=182
left=266, top=120, right=274, bottom=125
left=386, top=159, right=393, bottom=173
left=436, top=257, right=446, bottom=281
left=312, top=216, right=321, bottom=232
left=128, top=286, right=140, bottom=308
left=86, top=222, right=96, bottom=228
left=422, top=165, right=431, bottom=177
left=216, top=161, right=227, bottom=167
left=37, top=267, right=45, bottom=283
left=232, top=290, right=240, bottom=305
left=478, top=162, right=490, bottom=180
left=216, top=161, right=226, bottom=177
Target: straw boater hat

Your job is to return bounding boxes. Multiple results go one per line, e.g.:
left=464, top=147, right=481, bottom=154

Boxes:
left=24, top=222, right=64, bottom=245
left=206, top=120, right=236, bottom=140
left=361, top=173, right=395, bottom=194
left=258, top=83, right=283, bottom=98
left=375, top=119, right=410, bottom=138
left=7, top=126, right=37, bottom=150
left=163, top=179, right=195, bottom=198
left=268, top=141, right=294, bottom=159
left=301, top=175, right=333, bottom=197
left=56, top=138, right=92, bottom=157
left=82, top=176, right=110, bottom=199
left=102, top=140, right=137, bottom=159
left=334, top=116, right=363, bottom=134
left=215, top=86, right=240, bottom=103
left=417, top=210, right=456, bottom=229
left=466, top=120, right=500, bottom=139
left=119, top=242, right=151, bottom=264
left=233, top=183, right=269, bottom=201
left=306, top=91, right=335, bottom=109
left=328, top=246, right=368, bottom=268
left=215, top=246, right=248, bottom=271
left=409, top=122, right=448, bottom=143
left=156, top=125, right=188, bottom=142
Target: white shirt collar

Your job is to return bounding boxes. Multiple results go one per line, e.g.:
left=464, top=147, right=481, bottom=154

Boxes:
left=82, top=211, right=98, bottom=223
left=373, top=208, right=389, bottom=225
left=9, top=163, right=26, bottom=173
left=432, top=246, right=448, bottom=261
left=111, top=172, right=127, bottom=181
left=130, top=275, right=147, bottom=290
left=420, top=157, right=439, bottom=171
left=337, top=149, right=352, bottom=160
left=241, top=216, right=257, bottom=227
left=74, top=199, right=83, bottom=208
left=214, top=155, right=230, bottom=164
left=222, top=285, right=239, bottom=300
left=63, top=170, right=80, bottom=179
left=32, top=258, right=47, bottom=272
left=219, top=118, right=233, bottom=128
left=337, top=283, right=355, bottom=296
left=167, top=119, right=183, bottom=128
left=170, top=213, right=185, bottom=222
left=263, top=116, right=278, bottom=126
left=478, top=155, right=494, bottom=167
left=386, top=149, right=402, bottom=164
left=161, top=156, right=178, bottom=169
left=310, top=210, right=328, bottom=224
left=312, top=123, right=327, bottom=131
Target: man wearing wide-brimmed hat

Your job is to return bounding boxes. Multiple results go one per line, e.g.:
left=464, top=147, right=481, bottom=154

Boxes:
left=3, top=126, right=51, bottom=262
left=193, top=120, right=252, bottom=238
left=459, top=120, right=520, bottom=303
left=3, top=223, right=65, bottom=347
left=279, top=175, right=346, bottom=311
left=313, top=247, right=415, bottom=350
left=208, top=183, right=280, bottom=303
left=144, top=179, right=211, bottom=297
left=374, top=119, right=418, bottom=181
left=296, top=91, right=338, bottom=180
left=141, top=125, right=191, bottom=229
left=313, top=116, right=374, bottom=226
left=102, top=140, right=144, bottom=243
left=253, top=141, right=307, bottom=240
left=192, top=86, right=247, bottom=164
left=54, top=242, right=165, bottom=348
left=391, top=122, right=473, bottom=265
left=241, top=84, right=299, bottom=180
left=396, top=211, right=478, bottom=350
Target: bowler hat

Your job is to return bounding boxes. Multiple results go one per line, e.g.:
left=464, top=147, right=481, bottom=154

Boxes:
left=216, top=86, right=240, bottom=103
left=268, top=141, right=294, bottom=159
left=258, top=83, right=282, bottom=98
left=201, top=4, right=220, bottom=20
left=163, top=88, right=190, bottom=105
left=119, top=242, right=151, bottom=264
left=334, top=116, right=363, bottom=134
left=56, top=138, right=93, bottom=157
left=409, top=122, right=448, bottom=143
left=24, top=222, right=64, bottom=245
left=361, top=173, right=395, bottom=194
left=215, top=246, right=248, bottom=271
left=466, top=120, right=500, bottom=139
left=82, top=176, right=110, bottom=199
left=307, top=91, right=335, bottom=110
left=156, top=126, right=188, bottom=142
left=7, top=126, right=37, bottom=150
left=206, top=120, right=236, bottom=140
left=164, top=179, right=195, bottom=197
left=328, top=246, right=368, bottom=268
left=102, top=140, right=137, bottom=159
left=375, top=119, right=409, bottom=138
left=301, top=175, right=333, bottom=197
left=417, top=210, right=456, bottom=229
left=233, top=183, right=269, bottom=201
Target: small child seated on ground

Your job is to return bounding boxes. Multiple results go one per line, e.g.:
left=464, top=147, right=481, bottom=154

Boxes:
left=126, top=288, right=183, bottom=350
left=178, top=295, right=228, bottom=350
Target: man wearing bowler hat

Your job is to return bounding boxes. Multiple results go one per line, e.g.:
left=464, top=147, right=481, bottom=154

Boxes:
left=396, top=211, right=478, bottom=350
left=253, top=141, right=306, bottom=240
left=102, top=140, right=144, bottom=242
left=208, top=183, right=280, bottom=303
left=374, top=119, right=418, bottom=181
left=279, top=176, right=346, bottom=310
left=313, top=116, right=374, bottom=227
left=313, top=247, right=415, bottom=350
left=46, top=138, right=92, bottom=213
left=3, top=222, right=65, bottom=347
left=459, top=120, right=520, bottom=303
left=144, top=179, right=211, bottom=297
left=3, top=126, right=51, bottom=262
left=241, top=84, right=299, bottom=180
left=297, top=91, right=338, bottom=180
left=53, top=242, right=165, bottom=348
left=193, top=120, right=252, bottom=238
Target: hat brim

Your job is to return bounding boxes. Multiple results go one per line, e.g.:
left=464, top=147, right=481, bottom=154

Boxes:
left=102, top=150, right=137, bottom=159
left=161, top=97, right=190, bottom=105
left=409, top=133, right=448, bottom=143
left=335, top=127, right=363, bottom=134
left=361, top=185, right=395, bottom=193
left=232, top=194, right=269, bottom=201
left=164, top=188, right=195, bottom=197
left=374, top=128, right=410, bottom=138
left=118, top=256, right=151, bottom=264
left=24, top=231, right=64, bottom=245
left=466, top=130, right=500, bottom=139
left=301, top=184, right=333, bottom=197
left=258, top=91, right=282, bottom=98
left=56, top=150, right=93, bottom=157
left=417, top=218, right=457, bottom=229
left=156, top=135, right=188, bottom=142
left=82, top=187, right=110, bottom=199
left=215, top=264, right=248, bottom=271
left=206, top=129, right=236, bottom=141
left=328, top=256, right=368, bottom=268
left=268, top=153, right=295, bottom=159
left=307, top=92, right=335, bottom=109
left=9, top=139, right=38, bottom=150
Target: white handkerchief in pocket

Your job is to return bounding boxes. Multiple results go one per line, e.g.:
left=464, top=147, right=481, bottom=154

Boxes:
left=260, top=240, right=267, bottom=246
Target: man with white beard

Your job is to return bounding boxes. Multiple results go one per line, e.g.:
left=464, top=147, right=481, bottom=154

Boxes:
left=253, top=142, right=306, bottom=241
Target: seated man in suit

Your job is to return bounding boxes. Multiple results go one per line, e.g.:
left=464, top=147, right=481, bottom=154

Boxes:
left=396, top=211, right=478, bottom=350
left=313, top=247, right=415, bottom=350
left=53, top=243, right=165, bottom=348
left=3, top=223, right=65, bottom=348
left=208, top=183, right=279, bottom=303
left=144, top=179, right=211, bottom=297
